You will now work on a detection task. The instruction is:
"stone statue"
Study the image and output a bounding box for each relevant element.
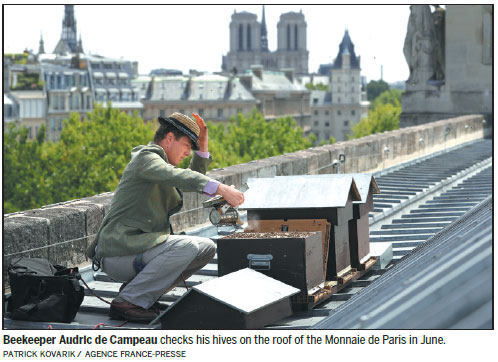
[403,5,437,86]
[431,6,445,81]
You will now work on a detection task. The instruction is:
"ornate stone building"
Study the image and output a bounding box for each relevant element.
[222,6,309,74]
[400,5,492,126]
[141,73,257,123]
[310,30,369,142]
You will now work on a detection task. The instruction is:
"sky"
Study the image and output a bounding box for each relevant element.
[3,4,412,83]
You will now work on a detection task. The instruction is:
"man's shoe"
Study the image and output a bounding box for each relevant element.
[152,301,168,311]
[109,298,158,323]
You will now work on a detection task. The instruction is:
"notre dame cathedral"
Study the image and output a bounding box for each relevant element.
[222,6,309,75]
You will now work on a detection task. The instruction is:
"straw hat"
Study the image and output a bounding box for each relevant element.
[158,112,200,150]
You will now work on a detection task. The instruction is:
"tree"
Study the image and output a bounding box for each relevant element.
[50,104,155,202]
[366,79,390,101]
[305,82,328,91]
[352,102,400,139]
[180,109,314,170]
[371,88,402,110]
[3,124,53,213]
[3,104,155,213]
[352,89,402,139]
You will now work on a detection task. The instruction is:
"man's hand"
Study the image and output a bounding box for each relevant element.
[216,184,245,208]
[192,113,208,152]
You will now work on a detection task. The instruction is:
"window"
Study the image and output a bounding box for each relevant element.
[247,24,251,50]
[53,94,59,110]
[351,110,356,115]
[287,24,291,50]
[51,118,55,131]
[338,97,341,103]
[69,94,73,109]
[217,108,223,118]
[325,122,330,127]
[344,120,349,126]
[160,110,165,117]
[198,109,204,117]
[294,24,298,50]
[313,98,318,104]
[58,118,62,130]
[314,110,318,116]
[313,121,319,126]
[73,94,79,109]
[87,95,91,109]
[337,110,341,115]
[29,126,33,139]
[238,24,243,50]
[325,110,329,115]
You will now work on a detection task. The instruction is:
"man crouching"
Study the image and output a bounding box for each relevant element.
[86,112,244,323]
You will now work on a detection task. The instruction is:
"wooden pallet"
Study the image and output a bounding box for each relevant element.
[291,256,377,310]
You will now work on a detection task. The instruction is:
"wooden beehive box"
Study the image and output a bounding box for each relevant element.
[155,268,300,329]
[349,174,380,269]
[241,176,361,280]
[218,232,324,296]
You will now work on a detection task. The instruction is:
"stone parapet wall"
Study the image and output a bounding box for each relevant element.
[3,115,489,281]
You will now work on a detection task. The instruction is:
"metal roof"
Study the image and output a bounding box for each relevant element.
[312,195,492,329]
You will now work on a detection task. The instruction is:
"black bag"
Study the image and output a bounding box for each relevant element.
[7,257,85,323]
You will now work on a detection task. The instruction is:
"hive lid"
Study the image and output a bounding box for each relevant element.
[273,174,380,203]
[241,175,361,210]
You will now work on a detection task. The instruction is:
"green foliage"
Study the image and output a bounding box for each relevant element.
[4,53,29,64]
[352,102,400,139]
[3,123,53,213]
[305,82,328,91]
[179,109,313,169]
[3,104,155,213]
[366,79,390,101]
[12,73,44,90]
[371,88,402,110]
[352,89,402,139]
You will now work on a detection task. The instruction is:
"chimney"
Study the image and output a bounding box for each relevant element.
[239,74,253,90]
[250,64,263,79]
[281,68,295,83]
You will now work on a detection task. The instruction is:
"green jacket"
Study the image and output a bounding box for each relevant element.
[86,142,211,259]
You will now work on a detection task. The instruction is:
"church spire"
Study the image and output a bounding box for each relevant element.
[260,5,268,51]
[54,5,78,54]
[38,32,45,54]
[77,35,84,53]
